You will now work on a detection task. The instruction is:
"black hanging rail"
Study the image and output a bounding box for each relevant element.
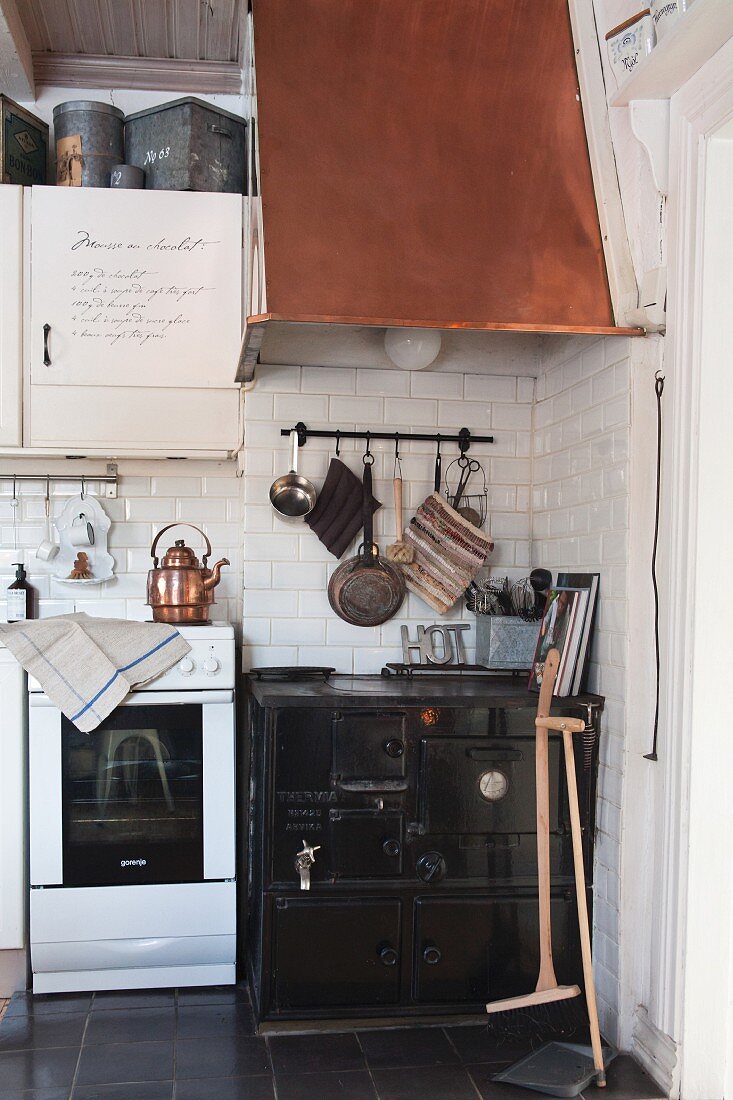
[281,422,493,451]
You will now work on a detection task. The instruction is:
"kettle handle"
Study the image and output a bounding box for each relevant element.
[150,522,212,568]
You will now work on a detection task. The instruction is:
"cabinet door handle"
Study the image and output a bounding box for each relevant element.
[378,945,398,967]
[208,125,232,138]
[423,945,442,965]
[43,323,51,366]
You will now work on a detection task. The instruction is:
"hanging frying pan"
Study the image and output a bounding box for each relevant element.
[328,448,405,627]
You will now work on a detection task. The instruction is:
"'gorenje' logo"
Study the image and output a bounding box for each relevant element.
[120,859,147,867]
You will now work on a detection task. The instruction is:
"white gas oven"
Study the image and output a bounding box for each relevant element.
[28,623,236,994]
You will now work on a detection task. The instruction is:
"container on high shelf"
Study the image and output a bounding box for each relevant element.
[53,101,124,188]
[0,96,48,185]
[124,97,247,193]
[605,9,656,88]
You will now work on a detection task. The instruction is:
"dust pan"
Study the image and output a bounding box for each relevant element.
[492,1041,617,1098]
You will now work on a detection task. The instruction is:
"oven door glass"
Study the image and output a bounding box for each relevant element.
[61,704,204,887]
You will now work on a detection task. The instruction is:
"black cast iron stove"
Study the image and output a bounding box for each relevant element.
[242,674,602,1024]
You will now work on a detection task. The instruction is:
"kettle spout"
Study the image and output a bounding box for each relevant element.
[203,558,230,590]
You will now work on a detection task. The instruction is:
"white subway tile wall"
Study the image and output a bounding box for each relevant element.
[241,367,533,673]
[0,461,243,632]
[0,350,629,1034]
[533,336,631,1039]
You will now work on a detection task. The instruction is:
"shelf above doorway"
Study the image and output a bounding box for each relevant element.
[611,0,733,106]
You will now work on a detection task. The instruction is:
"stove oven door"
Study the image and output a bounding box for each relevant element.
[331,711,408,792]
[273,897,402,1009]
[328,810,404,878]
[413,893,581,1004]
[29,691,234,888]
[418,736,564,836]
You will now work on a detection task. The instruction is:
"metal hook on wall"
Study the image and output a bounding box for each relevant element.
[394,432,402,479]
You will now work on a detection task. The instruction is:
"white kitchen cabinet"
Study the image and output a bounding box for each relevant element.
[0,186,23,447]
[26,187,243,456]
[0,647,26,995]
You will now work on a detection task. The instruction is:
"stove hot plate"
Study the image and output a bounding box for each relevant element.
[250,666,335,682]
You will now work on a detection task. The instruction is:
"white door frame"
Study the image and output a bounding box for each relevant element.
[641,35,733,1100]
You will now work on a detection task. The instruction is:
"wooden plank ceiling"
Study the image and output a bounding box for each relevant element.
[8,0,244,92]
[18,0,242,62]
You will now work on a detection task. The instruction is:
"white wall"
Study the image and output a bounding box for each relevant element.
[241,365,534,672]
[17,86,246,132]
[0,459,243,630]
[533,334,632,1038]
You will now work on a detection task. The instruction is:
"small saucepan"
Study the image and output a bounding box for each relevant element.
[270,430,317,520]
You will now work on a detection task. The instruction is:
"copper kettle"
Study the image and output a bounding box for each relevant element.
[146,523,230,624]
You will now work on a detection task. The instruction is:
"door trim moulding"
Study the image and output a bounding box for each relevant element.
[569,0,639,324]
[645,33,733,1100]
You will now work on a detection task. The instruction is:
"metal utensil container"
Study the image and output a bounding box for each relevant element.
[53,100,124,187]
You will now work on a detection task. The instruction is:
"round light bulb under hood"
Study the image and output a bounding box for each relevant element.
[384,327,442,370]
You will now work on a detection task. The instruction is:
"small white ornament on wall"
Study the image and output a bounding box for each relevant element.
[52,494,115,585]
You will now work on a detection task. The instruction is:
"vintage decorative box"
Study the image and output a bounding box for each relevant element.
[1,96,49,186]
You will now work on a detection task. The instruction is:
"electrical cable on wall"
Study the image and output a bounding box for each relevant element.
[644,371,665,762]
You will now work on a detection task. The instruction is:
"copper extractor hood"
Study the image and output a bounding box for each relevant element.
[238,0,642,379]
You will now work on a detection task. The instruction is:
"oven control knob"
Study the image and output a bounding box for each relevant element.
[416,851,447,883]
[178,657,195,676]
[203,656,221,675]
[378,944,398,967]
[384,738,405,758]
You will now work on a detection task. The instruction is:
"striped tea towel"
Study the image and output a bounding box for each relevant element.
[401,493,494,614]
[0,614,191,732]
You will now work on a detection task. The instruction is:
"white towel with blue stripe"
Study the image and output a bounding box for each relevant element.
[0,614,191,732]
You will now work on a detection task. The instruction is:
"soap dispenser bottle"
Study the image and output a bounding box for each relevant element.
[7,563,37,623]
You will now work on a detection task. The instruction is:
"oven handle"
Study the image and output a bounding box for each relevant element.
[466,747,522,761]
[29,689,234,708]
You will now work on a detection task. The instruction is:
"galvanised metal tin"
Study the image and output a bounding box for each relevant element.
[475,614,540,670]
[53,100,124,188]
[0,96,49,185]
[110,164,145,189]
[124,97,247,193]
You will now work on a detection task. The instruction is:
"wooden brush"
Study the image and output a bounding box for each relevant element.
[548,711,606,1086]
[486,648,582,1018]
[385,476,414,564]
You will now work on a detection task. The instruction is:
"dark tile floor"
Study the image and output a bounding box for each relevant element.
[0,986,666,1100]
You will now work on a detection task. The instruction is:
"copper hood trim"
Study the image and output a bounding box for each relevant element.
[246,313,644,337]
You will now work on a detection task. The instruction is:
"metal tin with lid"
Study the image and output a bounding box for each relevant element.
[53,100,124,187]
[0,95,49,185]
[124,97,247,193]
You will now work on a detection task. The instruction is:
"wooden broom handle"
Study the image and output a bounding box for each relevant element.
[535,648,560,991]
[393,477,403,540]
[563,726,606,1086]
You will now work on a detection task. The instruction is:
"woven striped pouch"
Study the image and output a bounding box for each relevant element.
[400,492,493,613]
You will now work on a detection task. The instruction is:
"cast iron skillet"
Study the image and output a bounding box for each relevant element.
[328,452,405,627]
